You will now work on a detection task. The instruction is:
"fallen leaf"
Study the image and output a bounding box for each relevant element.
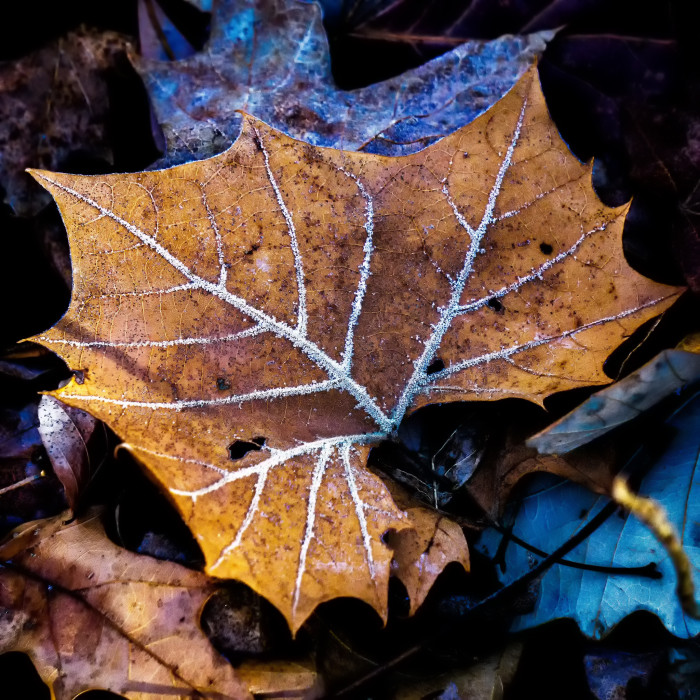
[392,640,522,700]
[138,0,196,61]
[237,659,321,699]
[0,509,249,699]
[384,482,469,614]
[386,505,469,616]
[0,398,65,530]
[0,29,130,216]
[477,392,700,638]
[29,67,680,632]
[584,649,662,700]
[465,441,617,520]
[528,344,700,455]
[37,395,98,511]
[135,0,552,166]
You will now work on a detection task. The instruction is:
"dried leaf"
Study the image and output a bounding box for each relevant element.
[0,29,130,216]
[37,395,98,511]
[0,509,249,699]
[528,345,700,455]
[392,641,522,700]
[584,650,661,700]
[387,505,469,615]
[136,0,552,166]
[237,659,321,699]
[466,442,616,520]
[29,67,680,631]
[0,399,65,528]
[138,0,195,61]
[478,392,700,638]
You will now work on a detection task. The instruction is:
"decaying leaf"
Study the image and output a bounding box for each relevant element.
[0,509,249,699]
[136,0,552,165]
[387,505,469,616]
[466,441,617,520]
[0,398,65,529]
[478,392,700,638]
[0,29,130,216]
[392,641,523,700]
[28,66,680,631]
[37,395,98,511]
[528,341,700,455]
[383,479,469,614]
[237,659,321,699]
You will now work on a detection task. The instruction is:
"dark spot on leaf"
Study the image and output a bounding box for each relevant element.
[540,242,553,255]
[487,298,504,313]
[426,358,445,375]
[216,377,231,391]
[244,243,260,256]
[229,438,266,460]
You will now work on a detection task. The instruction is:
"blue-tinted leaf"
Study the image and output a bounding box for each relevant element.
[137,0,552,166]
[528,349,700,454]
[477,393,700,638]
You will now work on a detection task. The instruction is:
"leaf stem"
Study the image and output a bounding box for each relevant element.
[0,472,45,498]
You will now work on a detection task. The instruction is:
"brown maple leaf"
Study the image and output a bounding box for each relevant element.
[0,509,248,699]
[27,66,680,632]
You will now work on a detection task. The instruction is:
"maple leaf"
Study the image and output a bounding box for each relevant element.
[0,509,248,699]
[136,0,551,165]
[28,67,680,632]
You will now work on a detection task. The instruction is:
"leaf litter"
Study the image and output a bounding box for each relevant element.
[0,508,249,699]
[26,65,680,632]
[135,0,553,166]
[1,1,698,695]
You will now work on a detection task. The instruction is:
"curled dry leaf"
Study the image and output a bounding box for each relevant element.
[0,509,249,700]
[528,342,700,455]
[466,441,617,520]
[28,67,680,631]
[37,395,98,511]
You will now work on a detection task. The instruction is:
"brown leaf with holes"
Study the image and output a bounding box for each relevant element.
[27,66,681,632]
[0,509,249,700]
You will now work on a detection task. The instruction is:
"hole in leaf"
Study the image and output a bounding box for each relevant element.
[229,438,266,461]
[426,358,445,375]
[487,298,504,313]
[540,242,553,255]
[216,377,231,391]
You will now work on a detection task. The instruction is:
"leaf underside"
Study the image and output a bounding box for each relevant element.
[29,67,680,632]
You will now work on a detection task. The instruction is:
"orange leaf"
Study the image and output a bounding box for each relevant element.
[388,507,469,615]
[28,66,681,632]
[0,509,249,700]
